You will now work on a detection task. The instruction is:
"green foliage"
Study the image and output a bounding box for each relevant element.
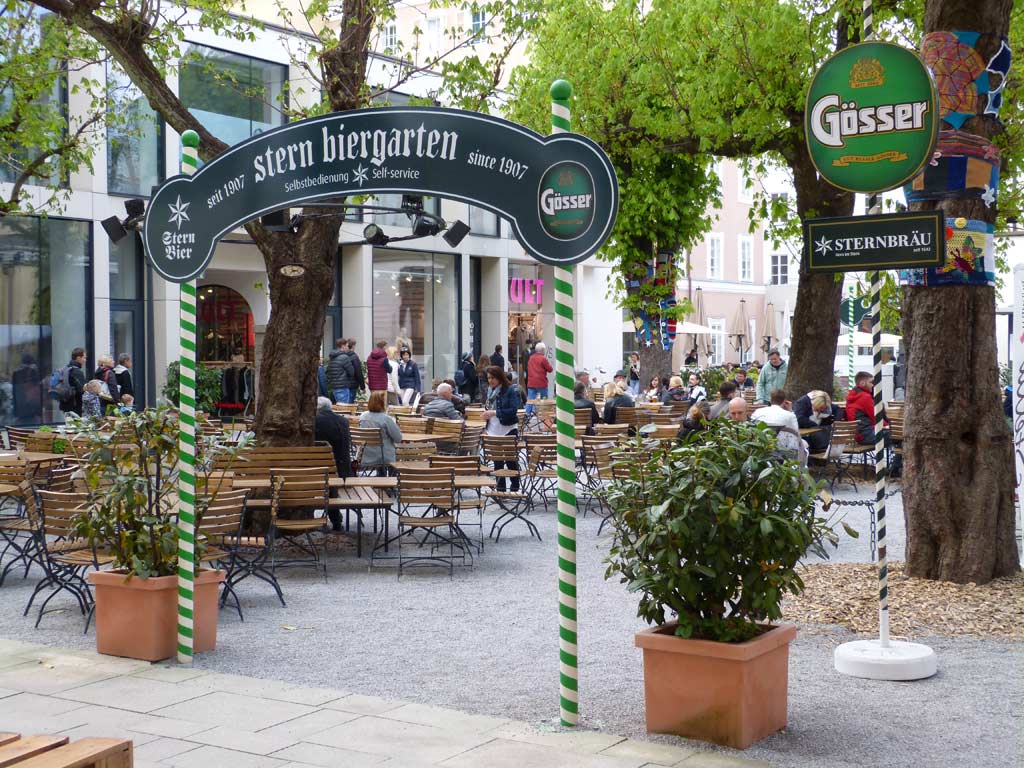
[680,365,727,398]
[603,421,838,643]
[162,362,223,415]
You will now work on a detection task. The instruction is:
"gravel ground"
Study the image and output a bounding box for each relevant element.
[0,484,1020,768]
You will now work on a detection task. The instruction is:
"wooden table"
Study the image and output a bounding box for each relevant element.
[0,733,132,767]
[799,427,824,436]
[393,433,438,444]
[0,483,18,496]
[234,475,494,492]
[0,452,65,465]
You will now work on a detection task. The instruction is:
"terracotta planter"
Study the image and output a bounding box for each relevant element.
[635,622,797,749]
[88,568,225,662]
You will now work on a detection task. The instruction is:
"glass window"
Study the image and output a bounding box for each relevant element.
[709,318,725,365]
[739,235,753,282]
[108,232,142,300]
[771,253,789,285]
[382,23,398,53]
[372,251,458,383]
[180,45,287,148]
[707,234,722,280]
[106,63,162,196]
[197,285,255,363]
[0,217,91,425]
[426,17,442,56]
[738,167,754,203]
[471,10,486,35]
[468,205,498,237]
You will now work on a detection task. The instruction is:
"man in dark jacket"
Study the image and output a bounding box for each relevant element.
[326,339,358,403]
[458,353,478,402]
[490,344,505,372]
[347,338,366,395]
[396,348,421,395]
[794,390,844,452]
[365,341,392,396]
[59,347,87,416]
[314,397,353,531]
[114,354,134,400]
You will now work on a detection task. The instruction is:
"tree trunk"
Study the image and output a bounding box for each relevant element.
[638,346,672,386]
[902,0,1019,583]
[784,137,854,397]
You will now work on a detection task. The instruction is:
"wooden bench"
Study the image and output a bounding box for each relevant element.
[0,734,132,767]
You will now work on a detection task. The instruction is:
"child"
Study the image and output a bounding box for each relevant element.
[81,380,103,419]
[117,393,135,415]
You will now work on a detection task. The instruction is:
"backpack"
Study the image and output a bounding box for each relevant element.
[48,366,73,402]
[454,369,467,387]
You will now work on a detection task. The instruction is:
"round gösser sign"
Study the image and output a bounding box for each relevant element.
[806,41,939,194]
[144,108,619,282]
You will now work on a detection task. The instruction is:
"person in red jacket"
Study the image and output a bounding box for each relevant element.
[365,340,392,398]
[525,341,553,414]
[846,370,887,445]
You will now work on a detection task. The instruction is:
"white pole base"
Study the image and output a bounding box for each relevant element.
[834,639,937,681]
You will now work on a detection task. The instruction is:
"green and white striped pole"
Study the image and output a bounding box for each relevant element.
[177,130,200,665]
[848,284,855,385]
[550,79,579,728]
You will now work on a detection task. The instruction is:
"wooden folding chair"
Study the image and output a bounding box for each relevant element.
[428,418,463,454]
[481,435,539,542]
[268,468,331,581]
[395,468,465,578]
[197,488,250,620]
[429,454,486,552]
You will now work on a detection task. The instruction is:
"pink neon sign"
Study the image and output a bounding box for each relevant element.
[509,277,544,306]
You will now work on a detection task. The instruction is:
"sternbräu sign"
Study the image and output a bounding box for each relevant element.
[803,211,945,273]
[144,107,619,282]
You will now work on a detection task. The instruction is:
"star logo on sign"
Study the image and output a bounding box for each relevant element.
[352,164,368,187]
[167,195,190,230]
[814,235,833,256]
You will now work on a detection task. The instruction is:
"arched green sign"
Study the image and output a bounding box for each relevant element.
[805,42,939,194]
[143,108,619,282]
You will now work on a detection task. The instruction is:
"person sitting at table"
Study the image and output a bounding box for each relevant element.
[734,368,755,390]
[793,390,843,453]
[359,391,403,472]
[677,401,711,442]
[686,373,708,404]
[752,388,806,462]
[727,396,748,423]
[644,375,663,403]
[660,375,689,406]
[709,380,738,419]
[574,381,601,435]
[602,382,635,425]
[314,396,354,531]
[482,365,521,492]
[846,371,887,446]
[423,382,463,421]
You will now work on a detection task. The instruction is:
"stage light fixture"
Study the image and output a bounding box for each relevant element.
[442,220,471,248]
[363,223,389,245]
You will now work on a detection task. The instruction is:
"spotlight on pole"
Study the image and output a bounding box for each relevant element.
[443,220,471,248]
[363,223,389,246]
[101,216,128,244]
[412,215,443,238]
[401,195,425,215]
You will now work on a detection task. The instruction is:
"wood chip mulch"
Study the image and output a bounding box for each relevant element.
[781,562,1024,640]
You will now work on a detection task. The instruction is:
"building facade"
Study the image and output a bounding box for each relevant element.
[0,9,621,425]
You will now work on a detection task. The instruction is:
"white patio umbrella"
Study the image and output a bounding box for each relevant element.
[729,299,750,357]
[761,302,777,354]
[677,320,716,335]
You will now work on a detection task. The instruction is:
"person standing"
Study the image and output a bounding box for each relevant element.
[385,346,401,405]
[755,348,788,404]
[482,366,521,491]
[396,347,421,404]
[94,354,120,409]
[348,338,366,398]
[317,355,330,400]
[365,340,392,399]
[58,347,87,416]
[627,352,641,396]
[476,354,492,404]
[114,353,134,400]
[326,339,357,404]
[490,344,506,373]
[457,353,478,403]
[525,342,553,414]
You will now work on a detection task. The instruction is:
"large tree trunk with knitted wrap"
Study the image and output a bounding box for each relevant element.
[623,236,674,383]
[784,137,854,397]
[901,0,1019,583]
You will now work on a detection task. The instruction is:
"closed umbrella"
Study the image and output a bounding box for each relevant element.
[691,288,713,362]
[761,302,777,354]
[729,299,750,358]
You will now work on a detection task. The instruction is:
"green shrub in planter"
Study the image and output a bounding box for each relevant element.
[603,420,847,643]
[162,361,223,414]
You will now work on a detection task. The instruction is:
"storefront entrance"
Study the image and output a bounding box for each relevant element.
[508,312,542,390]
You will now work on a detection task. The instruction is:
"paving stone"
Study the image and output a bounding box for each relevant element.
[120,713,213,739]
[132,737,201,762]
[256,709,363,741]
[674,754,771,768]
[270,741,388,767]
[320,693,406,715]
[599,740,698,766]
[307,715,493,763]
[162,744,290,768]
[441,738,645,768]
[58,723,159,746]
[490,721,627,755]
[0,691,86,720]
[184,672,346,706]
[382,702,510,734]
[52,675,209,713]
[185,725,299,756]
[0,686,18,698]
[130,664,209,684]
[0,660,120,695]
[153,690,318,732]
